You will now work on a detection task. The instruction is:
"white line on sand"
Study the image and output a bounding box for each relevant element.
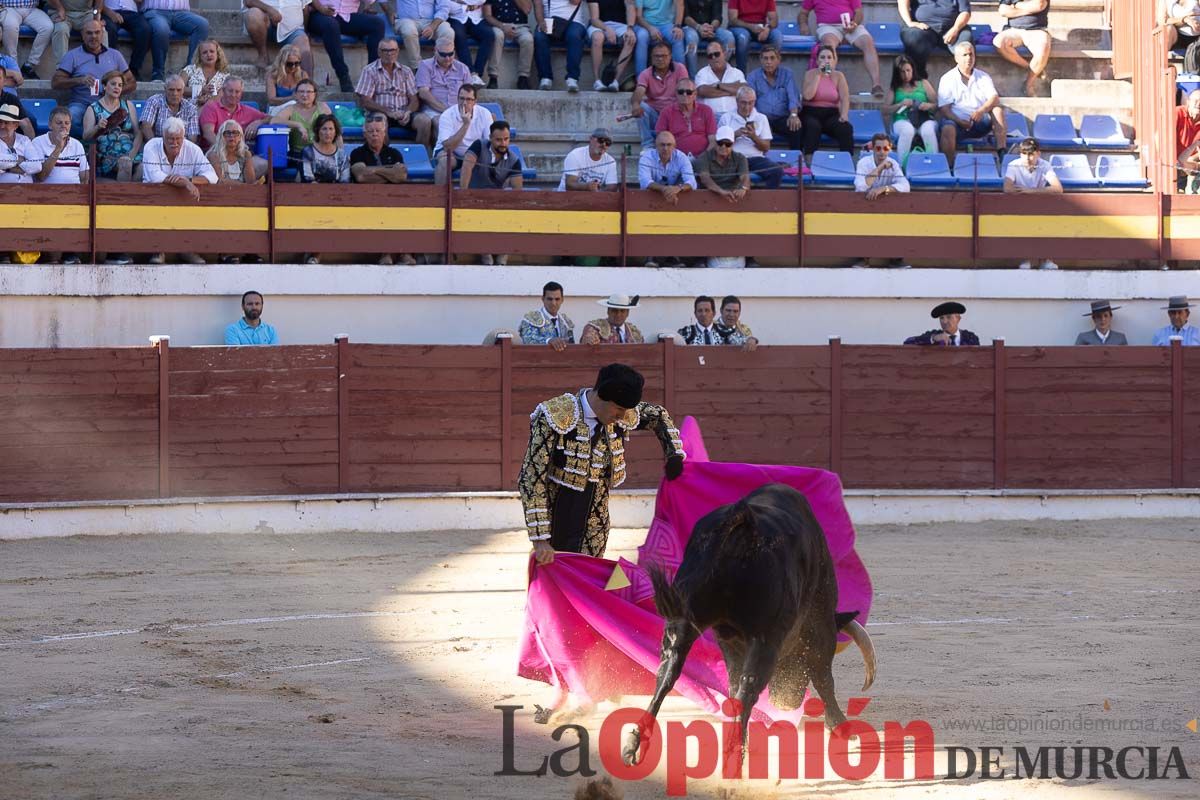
[211,657,372,679]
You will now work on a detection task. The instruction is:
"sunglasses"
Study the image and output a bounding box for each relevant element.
[595,138,612,146]
[706,51,722,58]
[873,145,892,152]
[222,130,241,137]
[285,61,301,67]
[676,89,694,95]
[437,50,455,57]
[716,140,733,147]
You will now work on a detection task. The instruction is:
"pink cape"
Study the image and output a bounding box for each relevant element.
[516,418,873,722]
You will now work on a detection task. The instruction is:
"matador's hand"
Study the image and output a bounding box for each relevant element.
[664,455,684,480]
[532,540,556,564]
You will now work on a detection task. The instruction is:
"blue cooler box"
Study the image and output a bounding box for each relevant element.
[256,126,290,167]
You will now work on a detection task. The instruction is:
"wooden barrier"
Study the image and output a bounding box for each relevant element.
[0,340,1193,504]
[7,184,1200,265]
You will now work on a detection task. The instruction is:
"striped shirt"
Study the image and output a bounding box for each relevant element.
[143,0,192,10]
[141,93,200,139]
[354,60,417,114]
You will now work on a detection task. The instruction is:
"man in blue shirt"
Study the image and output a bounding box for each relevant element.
[1152,296,1200,346]
[638,130,695,267]
[225,290,280,345]
[744,44,800,150]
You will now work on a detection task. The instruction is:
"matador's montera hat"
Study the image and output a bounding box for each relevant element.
[595,363,644,409]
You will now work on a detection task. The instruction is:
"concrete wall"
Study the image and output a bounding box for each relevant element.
[3,265,1199,348]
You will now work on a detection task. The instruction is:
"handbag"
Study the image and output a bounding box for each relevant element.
[548,1,581,41]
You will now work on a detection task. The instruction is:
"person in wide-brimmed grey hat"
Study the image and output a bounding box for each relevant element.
[1152,296,1200,346]
[580,294,644,344]
[1074,300,1127,346]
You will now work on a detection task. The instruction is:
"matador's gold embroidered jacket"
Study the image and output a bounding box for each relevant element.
[518,390,684,554]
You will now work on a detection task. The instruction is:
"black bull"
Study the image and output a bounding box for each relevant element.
[623,483,877,764]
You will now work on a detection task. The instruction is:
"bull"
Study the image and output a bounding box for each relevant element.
[623,483,876,764]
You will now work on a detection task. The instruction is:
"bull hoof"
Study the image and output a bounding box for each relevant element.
[532,704,554,725]
[548,703,596,727]
[622,729,642,766]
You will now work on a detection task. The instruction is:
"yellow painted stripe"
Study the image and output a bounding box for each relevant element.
[0,203,89,230]
[1166,215,1200,239]
[277,205,444,231]
[452,208,620,235]
[628,211,796,236]
[981,214,1157,239]
[805,212,971,238]
[97,205,268,231]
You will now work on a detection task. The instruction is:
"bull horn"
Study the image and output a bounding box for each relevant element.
[845,620,876,691]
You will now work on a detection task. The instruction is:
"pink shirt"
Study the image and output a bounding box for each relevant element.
[334,0,359,21]
[801,0,859,25]
[198,101,267,150]
[636,63,689,113]
[808,73,839,108]
[654,103,716,156]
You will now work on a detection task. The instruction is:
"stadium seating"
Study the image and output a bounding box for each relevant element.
[1079,115,1130,149]
[970,24,997,54]
[906,152,956,188]
[479,102,517,139]
[847,108,885,145]
[809,151,856,186]
[952,152,1004,189]
[24,99,55,135]
[778,22,816,53]
[1096,154,1148,189]
[329,101,364,139]
[396,144,435,181]
[1032,114,1083,148]
[757,150,811,186]
[861,23,903,54]
[1049,153,1099,189]
[1006,111,1031,143]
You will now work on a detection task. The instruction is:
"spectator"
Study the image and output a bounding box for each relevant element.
[853,132,909,268]
[27,106,89,185]
[629,41,689,147]
[0,90,37,138]
[446,0,493,86]
[82,69,143,182]
[484,0,533,89]
[655,78,716,156]
[588,0,637,91]
[392,0,454,72]
[416,41,472,118]
[520,280,575,349]
[142,116,215,264]
[695,40,745,117]
[51,0,111,65]
[720,294,759,349]
[351,115,416,265]
[199,77,269,152]
[1,52,20,91]
[103,0,153,80]
[1164,0,1200,51]
[0,103,33,184]
[273,78,331,159]
[182,40,230,110]
[245,0,314,74]
[683,0,735,77]
[265,45,309,111]
[206,118,258,183]
[51,19,136,137]
[301,112,349,183]
[638,131,695,266]
[1074,300,1127,346]
[678,295,735,344]
[2,0,55,80]
[903,301,980,345]
[635,0,687,76]
[433,83,494,183]
[1176,136,1200,193]
[140,74,200,143]
[884,54,938,164]
[357,37,430,148]
[801,45,853,163]
[225,291,280,346]
[694,125,749,202]
[1003,137,1061,270]
[1177,89,1200,190]
[461,120,523,265]
[746,45,800,151]
[144,0,210,71]
[994,0,1051,97]
[558,127,619,191]
[307,0,386,92]
[720,86,783,189]
[937,41,1005,166]
[728,0,781,73]
[1152,296,1200,345]
[898,0,972,80]
[534,0,588,92]
[799,0,882,97]
[580,294,644,344]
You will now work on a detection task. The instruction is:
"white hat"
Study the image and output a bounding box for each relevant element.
[597,294,640,309]
[715,126,736,143]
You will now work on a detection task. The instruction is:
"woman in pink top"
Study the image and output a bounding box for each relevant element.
[800,44,853,163]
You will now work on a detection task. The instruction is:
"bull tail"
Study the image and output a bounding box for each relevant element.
[647,563,685,621]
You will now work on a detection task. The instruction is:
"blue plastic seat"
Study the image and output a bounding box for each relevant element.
[1096,154,1148,189]
[130,99,145,119]
[242,100,262,112]
[970,24,996,53]
[24,99,55,134]
[861,22,903,54]
[1179,75,1200,94]
[510,143,537,181]
[1049,153,1099,189]
[1079,114,1130,149]
[906,152,956,188]
[847,108,885,145]
[952,152,1003,189]
[478,101,517,138]
[1006,111,1030,143]
[809,150,855,186]
[1032,114,1083,148]
[396,144,434,181]
[751,149,808,186]
[1001,153,1020,176]
[778,22,816,53]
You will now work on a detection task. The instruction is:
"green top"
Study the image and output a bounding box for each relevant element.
[893,83,929,122]
[284,104,323,153]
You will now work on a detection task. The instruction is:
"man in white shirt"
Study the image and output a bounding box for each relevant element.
[719,86,781,189]
[143,117,219,191]
[27,106,89,185]
[853,132,910,268]
[0,103,33,184]
[1003,136,1061,270]
[558,127,619,191]
[433,83,493,184]
[244,0,314,73]
[937,41,1005,166]
[694,41,745,117]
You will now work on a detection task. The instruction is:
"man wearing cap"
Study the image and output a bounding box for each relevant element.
[581,294,645,344]
[694,125,750,203]
[519,281,575,350]
[1152,296,1200,346]
[0,104,34,183]
[558,128,619,192]
[519,362,685,562]
[1074,300,1127,346]
[904,301,980,346]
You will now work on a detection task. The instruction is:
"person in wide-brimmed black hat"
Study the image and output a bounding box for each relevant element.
[1074,300,1127,346]
[1152,296,1200,346]
[903,301,980,346]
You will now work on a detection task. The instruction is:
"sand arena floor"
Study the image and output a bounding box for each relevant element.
[1,518,1198,799]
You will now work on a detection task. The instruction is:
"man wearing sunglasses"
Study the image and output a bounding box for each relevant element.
[558,127,619,191]
[392,0,455,71]
[416,38,472,118]
[853,132,910,268]
[694,124,749,203]
[654,77,715,157]
[356,37,432,147]
[695,41,745,117]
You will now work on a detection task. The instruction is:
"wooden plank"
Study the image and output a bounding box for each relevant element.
[168,450,339,469]
[170,392,336,419]
[842,367,995,391]
[674,391,829,415]
[4,395,158,420]
[694,435,830,466]
[350,344,500,369]
[168,367,335,396]
[346,462,500,492]
[672,366,831,392]
[840,459,993,488]
[673,346,829,371]
[659,414,830,438]
[0,468,159,502]
[841,346,994,369]
[0,349,158,373]
[170,416,338,443]
[1004,461,1172,489]
[170,345,336,372]
[348,366,502,392]
[352,414,501,439]
[349,389,498,416]
[1004,367,1170,392]
[842,390,994,415]
[350,438,501,464]
[171,464,338,496]
[1006,414,1171,438]
[512,346,663,370]
[1006,347,1170,369]
[1005,391,1170,415]
[0,429,158,448]
[0,379,159,397]
[0,443,158,471]
[170,438,338,457]
[1006,437,1171,460]
[842,436,994,460]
